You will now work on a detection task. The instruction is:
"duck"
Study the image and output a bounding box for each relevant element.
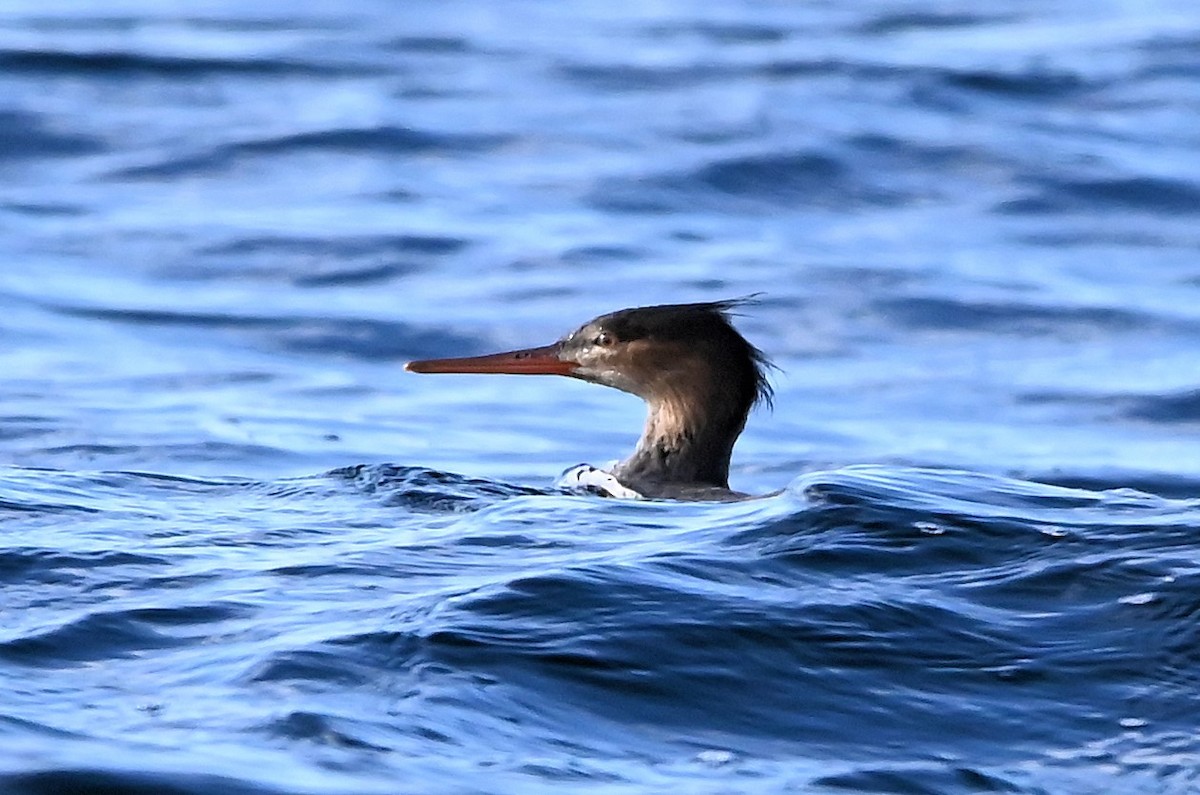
[406,300,772,500]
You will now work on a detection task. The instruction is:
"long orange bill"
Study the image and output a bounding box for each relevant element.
[405,343,577,376]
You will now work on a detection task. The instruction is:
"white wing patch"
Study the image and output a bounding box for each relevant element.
[557,465,644,499]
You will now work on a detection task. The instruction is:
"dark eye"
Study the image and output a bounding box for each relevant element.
[594,331,614,347]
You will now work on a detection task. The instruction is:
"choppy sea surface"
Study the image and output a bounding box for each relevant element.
[3,1,1200,793]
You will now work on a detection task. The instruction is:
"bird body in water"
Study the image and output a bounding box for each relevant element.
[406,300,772,501]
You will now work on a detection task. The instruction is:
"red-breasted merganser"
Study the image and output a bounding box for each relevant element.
[405,300,772,501]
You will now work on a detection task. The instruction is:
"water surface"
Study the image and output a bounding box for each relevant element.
[3,1,1200,792]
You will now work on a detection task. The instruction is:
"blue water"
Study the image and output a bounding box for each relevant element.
[3,1,1200,792]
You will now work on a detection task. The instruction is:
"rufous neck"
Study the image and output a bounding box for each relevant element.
[613,388,748,491]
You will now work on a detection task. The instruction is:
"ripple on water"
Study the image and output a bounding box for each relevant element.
[0,605,250,667]
[589,150,906,214]
[997,175,1200,216]
[107,126,513,181]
